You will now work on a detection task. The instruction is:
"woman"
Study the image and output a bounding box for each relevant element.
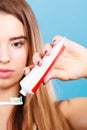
[35,35,87,130]
[0,0,70,130]
[0,0,87,130]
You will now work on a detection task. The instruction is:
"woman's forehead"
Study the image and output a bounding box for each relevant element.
[0,13,25,39]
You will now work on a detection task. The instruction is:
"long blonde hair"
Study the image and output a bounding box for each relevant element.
[0,0,71,130]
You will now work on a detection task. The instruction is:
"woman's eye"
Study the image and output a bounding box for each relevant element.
[11,41,24,48]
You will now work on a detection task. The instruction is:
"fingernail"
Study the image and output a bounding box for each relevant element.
[37,61,40,65]
[52,39,56,43]
[23,67,28,75]
[44,50,48,54]
[43,82,46,85]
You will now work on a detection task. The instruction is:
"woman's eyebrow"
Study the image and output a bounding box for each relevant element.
[9,35,27,41]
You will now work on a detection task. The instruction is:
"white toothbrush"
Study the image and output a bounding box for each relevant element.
[0,102,23,105]
[0,96,23,105]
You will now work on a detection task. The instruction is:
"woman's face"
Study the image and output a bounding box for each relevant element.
[0,13,29,89]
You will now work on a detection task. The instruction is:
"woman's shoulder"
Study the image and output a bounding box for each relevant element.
[58,97,87,116]
[58,97,87,130]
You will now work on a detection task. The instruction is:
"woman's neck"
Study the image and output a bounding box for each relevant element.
[0,103,15,130]
[0,84,20,130]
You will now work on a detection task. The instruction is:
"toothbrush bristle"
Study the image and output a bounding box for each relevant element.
[10,96,22,103]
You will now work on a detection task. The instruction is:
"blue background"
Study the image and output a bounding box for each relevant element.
[27,0,87,100]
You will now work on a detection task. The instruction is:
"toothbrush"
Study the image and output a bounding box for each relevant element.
[20,37,66,96]
[0,96,23,105]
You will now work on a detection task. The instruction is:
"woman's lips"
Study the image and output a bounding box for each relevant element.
[0,69,14,78]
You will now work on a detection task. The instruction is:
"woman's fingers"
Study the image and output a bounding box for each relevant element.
[43,44,52,55]
[43,69,69,83]
[52,35,63,43]
[33,36,64,66]
[23,65,34,75]
[33,52,43,66]
[33,43,53,65]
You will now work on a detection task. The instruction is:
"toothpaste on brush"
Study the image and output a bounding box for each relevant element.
[0,96,23,105]
[20,37,66,96]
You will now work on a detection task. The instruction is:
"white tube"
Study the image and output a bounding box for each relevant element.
[20,37,66,96]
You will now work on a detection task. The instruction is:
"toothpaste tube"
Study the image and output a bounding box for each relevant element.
[20,37,66,96]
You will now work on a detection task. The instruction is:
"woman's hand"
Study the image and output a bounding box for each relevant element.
[24,36,87,83]
[43,36,87,83]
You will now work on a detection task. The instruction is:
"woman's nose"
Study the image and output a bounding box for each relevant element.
[0,46,10,64]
